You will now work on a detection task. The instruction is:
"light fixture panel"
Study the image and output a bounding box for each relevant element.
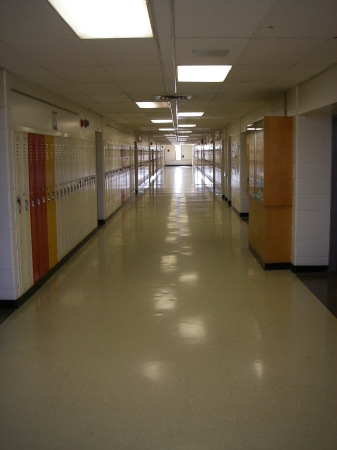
[178,112,204,117]
[47,0,153,39]
[136,102,169,109]
[177,65,232,82]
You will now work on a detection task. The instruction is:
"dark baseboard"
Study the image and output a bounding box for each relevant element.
[249,246,291,270]
[227,200,232,206]
[102,196,135,225]
[232,206,249,219]
[291,265,328,273]
[0,227,98,310]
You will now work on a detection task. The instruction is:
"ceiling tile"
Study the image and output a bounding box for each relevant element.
[227,64,289,82]
[8,39,100,67]
[237,38,325,66]
[274,65,328,86]
[256,0,337,38]
[175,0,275,38]
[74,83,125,95]
[49,67,114,83]
[0,0,74,40]
[297,38,337,67]
[89,94,131,103]
[83,40,160,66]
[0,42,35,70]
[175,38,249,65]
[118,82,168,95]
[105,65,164,83]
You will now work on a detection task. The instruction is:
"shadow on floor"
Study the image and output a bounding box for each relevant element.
[296,272,337,318]
[0,309,15,325]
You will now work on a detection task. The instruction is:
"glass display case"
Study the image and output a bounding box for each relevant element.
[247,116,293,267]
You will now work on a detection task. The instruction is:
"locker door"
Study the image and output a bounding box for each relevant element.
[54,137,63,260]
[36,134,49,277]
[45,135,58,268]
[14,132,25,294]
[28,133,40,282]
[121,146,125,203]
[21,133,34,291]
[14,133,34,296]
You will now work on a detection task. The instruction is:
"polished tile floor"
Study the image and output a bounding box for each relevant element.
[1,167,337,450]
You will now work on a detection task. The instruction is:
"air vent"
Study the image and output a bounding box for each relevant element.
[154,95,192,101]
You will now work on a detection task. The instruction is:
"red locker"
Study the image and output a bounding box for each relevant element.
[36,134,49,278]
[28,133,40,282]
[121,146,125,203]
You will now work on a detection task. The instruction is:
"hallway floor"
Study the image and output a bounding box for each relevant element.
[1,167,337,449]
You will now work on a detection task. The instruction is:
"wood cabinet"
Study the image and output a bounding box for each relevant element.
[247,117,293,268]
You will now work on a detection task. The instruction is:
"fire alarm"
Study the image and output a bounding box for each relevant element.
[81,119,90,128]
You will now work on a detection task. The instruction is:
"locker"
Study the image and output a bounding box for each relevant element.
[54,137,64,261]
[14,132,34,295]
[28,133,40,282]
[45,135,58,268]
[121,146,125,203]
[36,134,49,277]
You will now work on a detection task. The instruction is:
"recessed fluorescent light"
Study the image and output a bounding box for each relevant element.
[178,131,192,134]
[178,124,196,128]
[159,128,175,131]
[47,0,153,39]
[151,119,172,123]
[177,65,232,82]
[178,112,204,117]
[136,102,169,109]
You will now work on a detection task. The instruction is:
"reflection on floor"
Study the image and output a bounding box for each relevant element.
[3,273,336,324]
[296,272,337,318]
[1,166,337,450]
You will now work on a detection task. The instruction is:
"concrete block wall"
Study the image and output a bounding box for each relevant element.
[292,113,332,266]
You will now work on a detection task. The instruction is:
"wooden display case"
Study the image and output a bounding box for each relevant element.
[247,117,293,268]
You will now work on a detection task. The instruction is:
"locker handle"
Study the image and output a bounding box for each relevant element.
[37,198,41,206]
[25,199,29,212]
[57,190,59,199]
[42,196,46,204]
[31,199,35,208]
[47,193,50,202]
[17,196,22,214]
[52,191,55,200]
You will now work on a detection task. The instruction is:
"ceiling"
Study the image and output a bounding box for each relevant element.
[0,0,336,144]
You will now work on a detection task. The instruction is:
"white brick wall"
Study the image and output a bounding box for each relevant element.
[292,113,332,266]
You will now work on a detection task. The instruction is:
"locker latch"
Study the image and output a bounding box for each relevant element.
[17,196,22,214]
